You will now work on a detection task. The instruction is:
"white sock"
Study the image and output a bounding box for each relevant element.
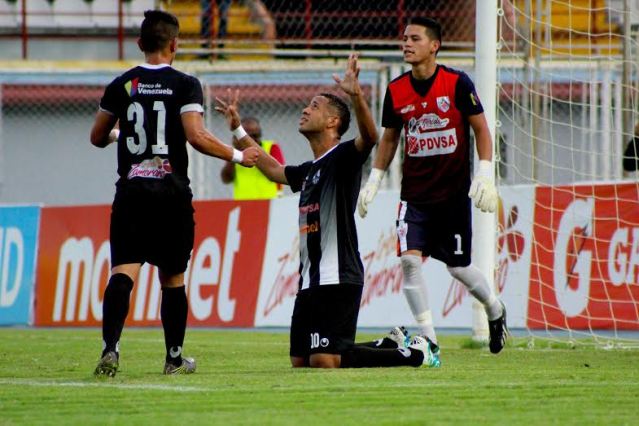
[401,254,438,344]
[447,264,502,320]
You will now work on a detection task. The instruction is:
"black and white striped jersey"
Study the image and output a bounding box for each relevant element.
[285,140,369,290]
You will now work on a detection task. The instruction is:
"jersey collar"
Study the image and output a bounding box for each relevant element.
[140,63,172,70]
[313,143,340,163]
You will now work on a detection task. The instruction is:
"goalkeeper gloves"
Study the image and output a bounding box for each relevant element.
[468,160,498,213]
[357,168,384,218]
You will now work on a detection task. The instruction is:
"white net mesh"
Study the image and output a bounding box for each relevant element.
[497,0,639,347]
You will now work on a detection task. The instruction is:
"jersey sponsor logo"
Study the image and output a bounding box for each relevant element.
[408,113,449,132]
[299,203,320,215]
[436,96,450,112]
[421,102,428,108]
[400,104,415,114]
[127,156,173,179]
[125,78,139,97]
[406,128,458,157]
[126,79,174,97]
[312,169,321,185]
[300,220,320,235]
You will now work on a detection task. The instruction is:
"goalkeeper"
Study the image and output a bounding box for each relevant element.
[358,17,508,361]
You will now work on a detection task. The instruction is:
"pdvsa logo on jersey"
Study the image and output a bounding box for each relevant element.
[124,78,139,97]
[436,96,450,112]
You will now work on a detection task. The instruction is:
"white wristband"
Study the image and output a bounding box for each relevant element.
[232,125,248,140]
[231,148,244,164]
[108,129,120,143]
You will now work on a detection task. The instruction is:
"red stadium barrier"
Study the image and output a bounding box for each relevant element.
[34,200,269,327]
[528,183,639,330]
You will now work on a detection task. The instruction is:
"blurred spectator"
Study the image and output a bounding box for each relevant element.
[201,0,231,51]
[221,116,285,199]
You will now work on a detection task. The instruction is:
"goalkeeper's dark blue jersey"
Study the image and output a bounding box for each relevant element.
[99,63,203,187]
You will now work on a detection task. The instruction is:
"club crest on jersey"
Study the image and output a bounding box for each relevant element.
[124,78,139,97]
[437,96,450,112]
[400,104,415,114]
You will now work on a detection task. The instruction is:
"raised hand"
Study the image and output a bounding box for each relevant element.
[214,89,242,130]
[333,52,362,96]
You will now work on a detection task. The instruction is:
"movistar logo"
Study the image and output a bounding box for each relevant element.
[125,78,139,97]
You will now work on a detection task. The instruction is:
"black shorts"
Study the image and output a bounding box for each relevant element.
[289,284,363,358]
[110,182,195,275]
[396,193,472,267]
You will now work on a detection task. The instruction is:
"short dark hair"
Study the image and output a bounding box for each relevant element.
[140,10,179,53]
[408,17,442,44]
[320,93,350,136]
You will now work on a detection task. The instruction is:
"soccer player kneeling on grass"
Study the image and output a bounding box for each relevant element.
[89,10,258,377]
[216,53,438,368]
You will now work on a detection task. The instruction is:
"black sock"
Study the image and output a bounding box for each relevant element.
[341,345,424,368]
[354,338,400,349]
[161,286,188,365]
[102,273,134,357]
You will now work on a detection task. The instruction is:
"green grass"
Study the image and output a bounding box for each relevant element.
[0,329,638,425]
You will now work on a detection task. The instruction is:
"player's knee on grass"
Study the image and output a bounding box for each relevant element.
[309,353,341,368]
[290,356,308,368]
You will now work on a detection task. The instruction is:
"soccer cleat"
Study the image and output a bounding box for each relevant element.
[488,301,509,354]
[375,326,411,348]
[408,335,440,368]
[427,338,441,368]
[94,351,119,377]
[163,357,196,375]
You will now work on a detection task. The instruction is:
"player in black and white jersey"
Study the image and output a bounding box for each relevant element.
[89,10,259,377]
[217,53,436,369]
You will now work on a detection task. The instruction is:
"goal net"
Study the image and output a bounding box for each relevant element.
[497,0,639,347]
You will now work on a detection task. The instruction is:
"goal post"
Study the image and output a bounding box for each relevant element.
[472,0,500,342]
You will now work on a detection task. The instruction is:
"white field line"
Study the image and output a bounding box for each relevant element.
[1,378,637,394]
[0,378,207,393]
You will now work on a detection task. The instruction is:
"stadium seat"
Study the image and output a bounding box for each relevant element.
[515,0,621,56]
[161,0,272,60]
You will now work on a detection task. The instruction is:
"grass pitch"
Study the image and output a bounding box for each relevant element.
[0,328,637,425]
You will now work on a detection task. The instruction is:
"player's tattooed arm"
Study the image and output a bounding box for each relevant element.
[333,52,378,152]
[90,110,118,148]
[215,90,288,185]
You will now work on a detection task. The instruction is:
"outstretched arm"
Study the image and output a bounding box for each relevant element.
[181,112,259,167]
[333,53,378,152]
[215,90,288,185]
